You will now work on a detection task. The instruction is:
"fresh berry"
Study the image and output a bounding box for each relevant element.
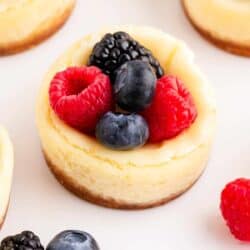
[96,112,149,150]
[46,230,99,250]
[220,178,250,241]
[49,66,113,133]
[114,60,156,112]
[0,231,44,250]
[141,75,197,142]
[88,31,164,80]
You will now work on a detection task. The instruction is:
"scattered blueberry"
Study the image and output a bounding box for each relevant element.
[114,60,156,112]
[96,112,149,150]
[46,230,99,250]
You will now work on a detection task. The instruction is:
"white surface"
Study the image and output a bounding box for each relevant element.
[0,1,250,249]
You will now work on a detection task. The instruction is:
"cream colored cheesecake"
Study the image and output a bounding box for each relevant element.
[0,126,14,227]
[0,0,75,55]
[36,26,216,209]
[182,0,250,56]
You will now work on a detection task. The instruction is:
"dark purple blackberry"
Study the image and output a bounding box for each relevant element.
[0,231,44,250]
[88,31,164,81]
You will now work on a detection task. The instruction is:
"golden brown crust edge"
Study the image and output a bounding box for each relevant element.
[0,1,75,56]
[0,202,9,230]
[181,0,250,57]
[43,151,205,210]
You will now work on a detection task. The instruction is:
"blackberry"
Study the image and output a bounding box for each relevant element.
[88,31,164,81]
[0,231,44,250]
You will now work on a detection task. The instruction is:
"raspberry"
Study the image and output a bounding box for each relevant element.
[220,178,250,241]
[49,66,113,133]
[141,75,197,142]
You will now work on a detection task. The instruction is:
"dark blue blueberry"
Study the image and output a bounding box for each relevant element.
[46,230,99,250]
[114,60,156,112]
[96,112,149,150]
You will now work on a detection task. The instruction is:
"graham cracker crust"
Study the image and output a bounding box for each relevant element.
[44,151,203,210]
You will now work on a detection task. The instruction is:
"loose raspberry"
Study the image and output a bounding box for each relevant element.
[141,75,197,142]
[49,66,113,133]
[220,178,250,241]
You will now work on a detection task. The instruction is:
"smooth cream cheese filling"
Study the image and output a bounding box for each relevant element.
[0,0,30,12]
[0,0,73,45]
[0,126,13,221]
[184,0,250,45]
[37,26,216,169]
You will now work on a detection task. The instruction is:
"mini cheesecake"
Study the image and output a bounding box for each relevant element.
[0,0,75,55]
[182,0,250,56]
[36,26,216,209]
[0,126,14,228]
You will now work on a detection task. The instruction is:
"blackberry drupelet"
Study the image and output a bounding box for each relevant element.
[88,31,164,81]
[0,231,44,250]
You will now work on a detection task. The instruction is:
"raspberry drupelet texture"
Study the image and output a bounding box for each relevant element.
[49,66,113,133]
[141,75,197,142]
[221,178,250,241]
[0,231,44,250]
[88,31,164,81]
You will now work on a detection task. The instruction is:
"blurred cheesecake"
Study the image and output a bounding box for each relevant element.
[0,0,75,55]
[0,126,14,228]
[182,0,250,56]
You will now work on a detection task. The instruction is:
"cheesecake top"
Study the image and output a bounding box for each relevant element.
[0,0,74,45]
[184,0,250,45]
[36,26,216,168]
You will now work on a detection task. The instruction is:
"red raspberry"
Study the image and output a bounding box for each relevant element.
[49,66,113,133]
[141,75,197,142]
[220,178,250,241]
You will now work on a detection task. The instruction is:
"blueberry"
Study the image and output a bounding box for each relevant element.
[96,112,149,150]
[46,230,99,250]
[114,60,157,112]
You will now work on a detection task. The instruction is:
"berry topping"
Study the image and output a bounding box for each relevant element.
[46,230,99,250]
[49,66,113,133]
[220,178,250,241]
[0,231,44,250]
[141,75,197,142]
[88,31,164,80]
[114,60,156,112]
[96,112,149,150]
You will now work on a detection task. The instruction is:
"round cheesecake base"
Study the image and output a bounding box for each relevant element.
[0,2,75,56]
[182,0,250,57]
[44,152,205,210]
[36,26,216,210]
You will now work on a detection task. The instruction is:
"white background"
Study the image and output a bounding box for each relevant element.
[1,1,250,249]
